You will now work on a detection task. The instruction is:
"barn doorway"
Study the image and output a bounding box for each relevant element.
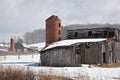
[75,45,81,65]
[75,48,80,64]
[103,52,106,63]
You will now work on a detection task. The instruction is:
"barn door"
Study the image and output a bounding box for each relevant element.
[75,44,86,65]
[75,47,81,65]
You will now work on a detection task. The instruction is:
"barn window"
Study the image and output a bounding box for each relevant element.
[104,31,108,38]
[94,33,100,38]
[59,23,61,28]
[74,32,78,37]
[108,31,114,37]
[88,31,92,37]
[75,47,80,54]
[85,43,92,48]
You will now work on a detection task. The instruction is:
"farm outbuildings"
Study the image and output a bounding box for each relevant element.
[40,15,120,66]
[15,42,25,52]
[15,42,45,52]
[41,38,120,66]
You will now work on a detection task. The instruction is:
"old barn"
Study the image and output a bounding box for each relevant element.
[41,38,120,66]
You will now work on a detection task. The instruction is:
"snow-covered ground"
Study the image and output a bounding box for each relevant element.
[0,54,40,66]
[0,54,120,80]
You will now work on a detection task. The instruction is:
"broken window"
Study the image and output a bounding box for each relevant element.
[88,31,92,37]
[85,43,92,48]
[108,31,114,37]
[59,23,61,28]
[104,31,108,38]
[74,32,78,37]
[93,33,101,38]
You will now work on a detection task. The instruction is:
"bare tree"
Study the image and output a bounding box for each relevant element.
[24,29,45,44]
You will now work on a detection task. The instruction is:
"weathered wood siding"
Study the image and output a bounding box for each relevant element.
[41,47,75,66]
[78,42,102,64]
[103,40,120,64]
[79,41,120,64]
[112,41,120,63]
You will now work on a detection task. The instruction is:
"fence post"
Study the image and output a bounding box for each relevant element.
[32,53,34,59]
[4,54,6,60]
[18,53,20,59]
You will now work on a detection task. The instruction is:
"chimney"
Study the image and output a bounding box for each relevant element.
[10,37,15,52]
[46,15,61,47]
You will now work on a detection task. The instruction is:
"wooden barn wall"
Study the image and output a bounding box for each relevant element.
[83,42,102,64]
[112,41,120,63]
[104,29,120,63]
[114,29,120,62]
[73,42,103,65]
[41,47,75,66]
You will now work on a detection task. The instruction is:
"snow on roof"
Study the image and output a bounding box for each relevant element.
[22,42,45,51]
[27,42,45,51]
[22,43,29,48]
[44,38,107,51]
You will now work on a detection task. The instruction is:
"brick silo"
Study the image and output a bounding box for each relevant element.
[46,15,61,46]
[10,37,15,52]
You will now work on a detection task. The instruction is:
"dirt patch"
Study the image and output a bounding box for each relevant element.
[98,63,120,68]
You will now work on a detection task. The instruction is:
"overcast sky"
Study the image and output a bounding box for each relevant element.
[0,0,120,42]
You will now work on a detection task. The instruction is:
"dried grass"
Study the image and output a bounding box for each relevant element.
[98,63,120,68]
[0,65,72,80]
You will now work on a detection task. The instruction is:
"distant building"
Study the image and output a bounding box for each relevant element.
[61,24,120,40]
[40,15,120,66]
[10,38,15,52]
[15,42,45,53]
[15,42,30,52]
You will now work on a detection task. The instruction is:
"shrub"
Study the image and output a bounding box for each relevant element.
[0,65,36,80]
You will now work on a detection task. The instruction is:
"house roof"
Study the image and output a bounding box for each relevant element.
[43,38,107,51]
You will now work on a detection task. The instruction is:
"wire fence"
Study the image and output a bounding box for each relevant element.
[0,53,40,61]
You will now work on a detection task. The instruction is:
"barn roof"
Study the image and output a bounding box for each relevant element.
[64,24,120,30]
[43,38,107,51]
[22,43,29,48]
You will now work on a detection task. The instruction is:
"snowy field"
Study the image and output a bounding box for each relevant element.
[0,53,120,80]
[0,53,40,66]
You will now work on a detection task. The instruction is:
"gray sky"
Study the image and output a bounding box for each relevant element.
[0,0,120,42]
